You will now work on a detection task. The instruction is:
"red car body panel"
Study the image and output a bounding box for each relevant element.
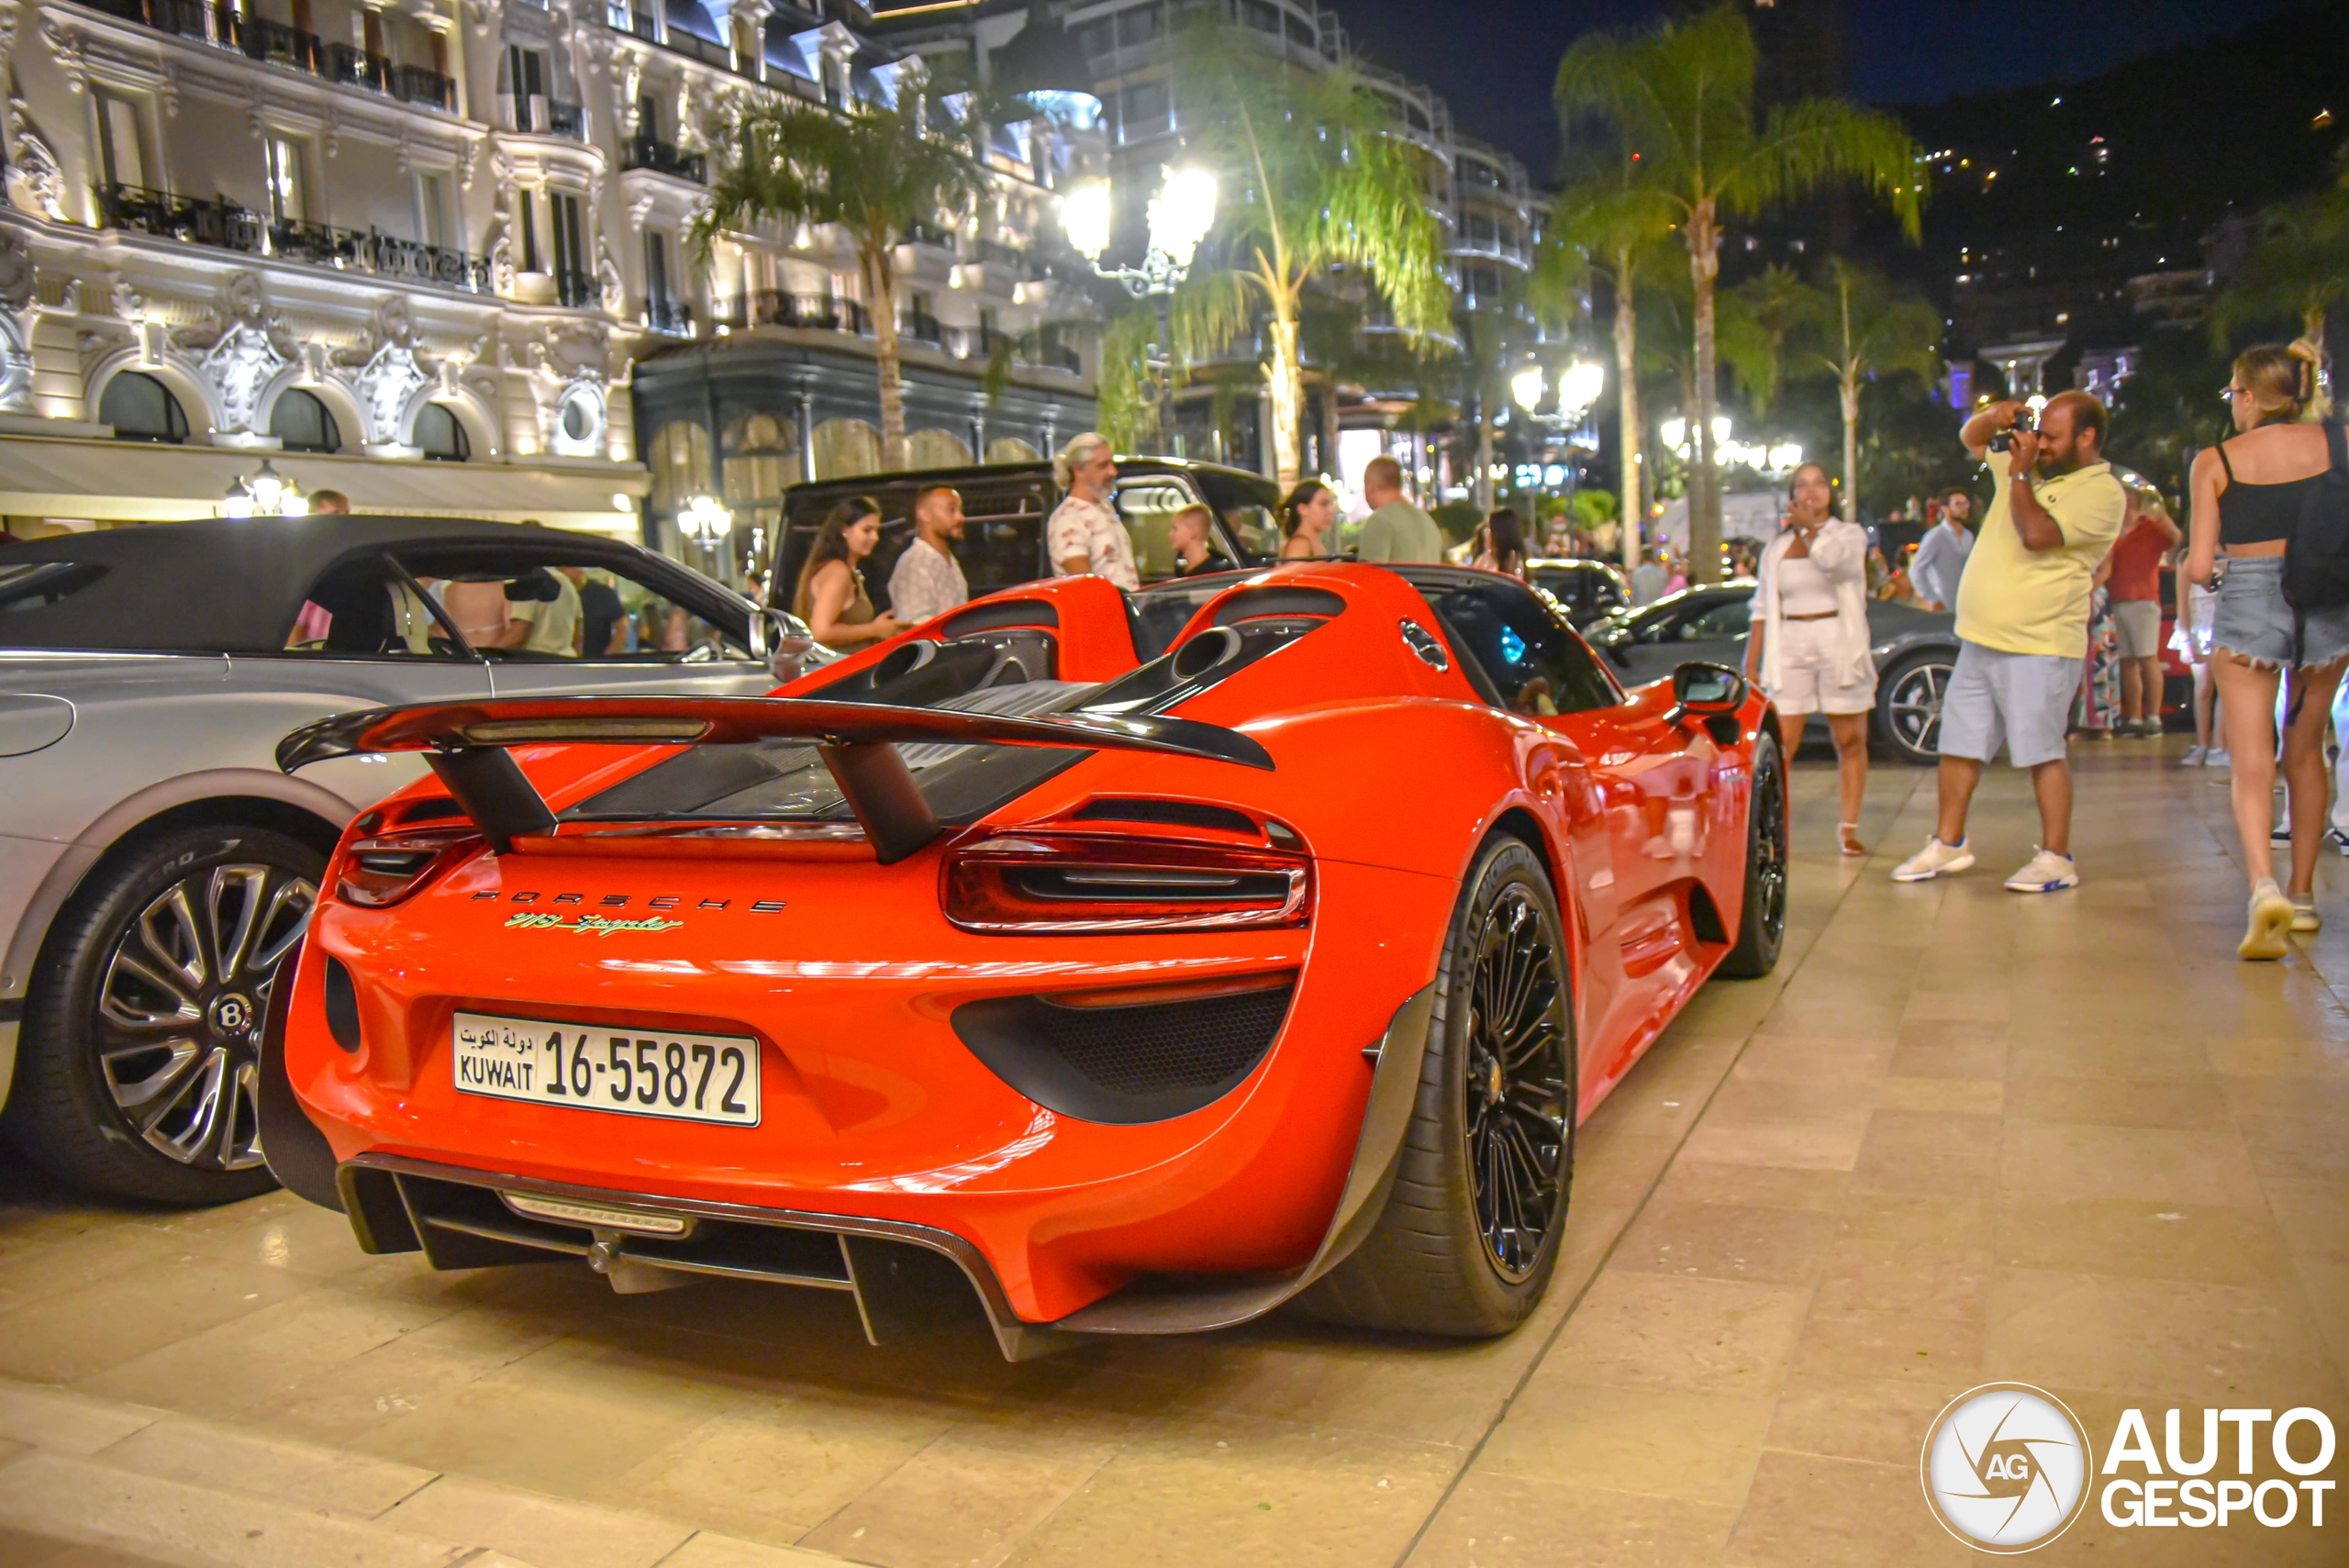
[280,564,1768,1331]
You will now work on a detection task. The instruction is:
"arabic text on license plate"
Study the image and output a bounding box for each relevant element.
[451,1012,760,1126]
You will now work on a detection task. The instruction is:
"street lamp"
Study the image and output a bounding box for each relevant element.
[1510,366,1546,415]
[678,493,733,577]
[1558,360,1607,420]
[1063,164,1219,454]
[225,461,304,518]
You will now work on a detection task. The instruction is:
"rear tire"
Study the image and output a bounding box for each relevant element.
[1295,837,1575,1337]
[1720,730,1787,979]
[3,825,319,1206]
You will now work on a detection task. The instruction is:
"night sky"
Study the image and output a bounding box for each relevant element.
[1333,0,2305,179]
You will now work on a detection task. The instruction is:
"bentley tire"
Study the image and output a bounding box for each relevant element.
[4,825,320,1205]
[1876,651,1953,767]
[1296,837,1575,1338]
[1720,729,1788,979]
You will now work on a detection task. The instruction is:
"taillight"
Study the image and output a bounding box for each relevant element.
[942,833,1311,934]
[334,828,483,908]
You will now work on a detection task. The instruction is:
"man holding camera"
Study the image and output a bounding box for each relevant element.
[1894,392,2128,891]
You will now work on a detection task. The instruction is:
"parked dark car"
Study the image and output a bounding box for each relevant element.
[1525,558,1631,628]
[763,458,1282,614]
[1583,583,1960,765]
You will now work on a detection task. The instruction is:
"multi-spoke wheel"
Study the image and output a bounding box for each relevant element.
[5,825,321,1204]
[1878,651,1954,766]
[1293,836,1575,1337]
[1721,728,1788,979]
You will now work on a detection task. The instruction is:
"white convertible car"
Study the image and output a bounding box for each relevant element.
[0,516,811,1203]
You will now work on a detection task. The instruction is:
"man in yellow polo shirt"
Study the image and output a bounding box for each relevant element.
[1893,391,2127,892]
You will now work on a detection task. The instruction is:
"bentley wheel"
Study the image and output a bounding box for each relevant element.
[1878,651,1953,766]
[1720,729,1788,979]
[4,825,320,1205]
[1294,837,1575,1337]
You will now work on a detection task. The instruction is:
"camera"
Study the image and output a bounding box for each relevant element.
[1989,404,2036,452]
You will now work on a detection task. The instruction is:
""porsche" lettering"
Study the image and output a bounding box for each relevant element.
[504,913,685,937]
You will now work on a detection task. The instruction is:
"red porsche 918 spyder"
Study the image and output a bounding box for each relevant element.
[261,562,1787,1358]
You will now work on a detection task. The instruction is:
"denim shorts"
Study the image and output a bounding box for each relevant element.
[2213,557,2349,670]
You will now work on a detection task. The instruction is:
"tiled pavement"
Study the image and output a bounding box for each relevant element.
[0,740,2343,1567]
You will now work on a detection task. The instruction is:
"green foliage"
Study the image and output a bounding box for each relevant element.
[2213,168,2349,342]
[1094,306,1165,452]
[1431,500,1485,545]
[1570,488,1620,526]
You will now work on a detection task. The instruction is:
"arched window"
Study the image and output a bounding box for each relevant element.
[414,402,471,462]
[100,372,189,444]
[269,389,342,453]
[906,428,972,469]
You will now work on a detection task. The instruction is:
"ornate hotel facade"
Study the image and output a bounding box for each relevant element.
[0,0,1100,549]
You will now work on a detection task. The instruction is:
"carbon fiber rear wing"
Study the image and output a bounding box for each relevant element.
[277,696,1273,863]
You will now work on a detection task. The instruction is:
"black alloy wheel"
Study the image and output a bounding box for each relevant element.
[1878,651,1954,767]
[1464,884,1573,1282]
[1720,729,1788,979]
[5,826,320,1204]
[1292,837,1575,1338]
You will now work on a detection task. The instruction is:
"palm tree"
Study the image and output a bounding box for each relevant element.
[693,85,993,470]
[1548,150,1677,571]
[1807,261,1943,526]
[1167,22,1453,491]
[2213,174,2349,350]
[1555,3,1922,579]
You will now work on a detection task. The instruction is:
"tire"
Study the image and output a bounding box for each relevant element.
[1295,837,1575,1338]
[1720,729,1788,980]
[3,825,321,1205]
[1876,649,1954,766]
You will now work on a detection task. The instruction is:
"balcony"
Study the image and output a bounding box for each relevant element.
[622,132,706,183]
[553,269,599,308]
[645,298,695,336]
[899,310,942,347]
[900,222,956,251]
[660,28,733,71]
[73,0,456,114]
[713,290,871,335]
[100,183,491,293]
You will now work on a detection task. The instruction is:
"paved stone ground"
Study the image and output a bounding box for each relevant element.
[0,740,2343,1568]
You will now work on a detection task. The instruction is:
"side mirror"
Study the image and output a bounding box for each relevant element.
[1667,662,1746,737]
[751,606,819,684]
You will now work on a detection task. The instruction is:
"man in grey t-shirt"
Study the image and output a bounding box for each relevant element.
[1909,487,1975,613]
[1354,455,1446,563]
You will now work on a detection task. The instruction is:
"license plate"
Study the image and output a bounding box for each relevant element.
[451,1012,760,1127]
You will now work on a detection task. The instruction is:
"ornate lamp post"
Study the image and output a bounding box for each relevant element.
[1063,165,1219,454]
[678,493,734,581]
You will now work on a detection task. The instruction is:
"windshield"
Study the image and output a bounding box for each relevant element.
[1192,471,1282,563]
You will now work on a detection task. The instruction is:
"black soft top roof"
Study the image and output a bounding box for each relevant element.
[0,517,667,655]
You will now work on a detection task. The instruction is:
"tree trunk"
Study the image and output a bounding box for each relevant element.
[1265,305,1303,494]
[1841,372,1862,529]
[866,247,907,470]
[1475,395,1496,517]
[1687,201,1722,584]
[1613,263,1642,574]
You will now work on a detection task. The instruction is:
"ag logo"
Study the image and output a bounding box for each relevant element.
[1921,1383,2094,1552]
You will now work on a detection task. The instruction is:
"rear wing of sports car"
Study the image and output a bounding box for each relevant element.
[277,696,1273,863]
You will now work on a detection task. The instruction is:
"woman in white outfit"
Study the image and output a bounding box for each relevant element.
[1745,462,1878,857]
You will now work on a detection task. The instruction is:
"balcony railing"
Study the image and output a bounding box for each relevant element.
[622,133,706,183]
[553,268,599,308]
[899,310,942,346]
[660,28,733,70]
[645,298,695,336]
[547,98,586,139]
[100,183,491,293]
[76,0,456,113]
[900,222,956,251]
[1024,341,1082,375]
[714,290,871,335]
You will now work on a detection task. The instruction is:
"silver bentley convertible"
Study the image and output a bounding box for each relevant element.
[0,516,810,1204]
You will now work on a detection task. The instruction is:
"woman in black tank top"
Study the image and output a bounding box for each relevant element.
[2186,340,2349,958]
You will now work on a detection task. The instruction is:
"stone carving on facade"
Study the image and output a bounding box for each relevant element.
[180,272,297,437]
[0,226,35,313]
[38,20,85,96]
[340,297,439,448]
[596,241,624,316]
[108,276,143,320]
[0,223,32,411]
[617,54,642,136]
[5,104,68,222]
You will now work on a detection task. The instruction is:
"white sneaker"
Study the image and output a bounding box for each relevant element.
[1892,838,1976,883]
[2004,849,2080,893]
[2290,895,2321,934]
[2180,745,2208,765]
[2206,749,2230,767]
[2243,879,2293,961]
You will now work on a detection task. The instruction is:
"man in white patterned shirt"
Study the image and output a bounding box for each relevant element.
[1047,431,1139,591]
[886,484,969,627]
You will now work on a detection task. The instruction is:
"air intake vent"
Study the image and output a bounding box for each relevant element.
[323,956,362,1053]
[1069,799,1262,837]
[951,978,1296,1124]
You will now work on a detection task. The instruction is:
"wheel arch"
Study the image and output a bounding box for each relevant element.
[3,772,357,1013]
